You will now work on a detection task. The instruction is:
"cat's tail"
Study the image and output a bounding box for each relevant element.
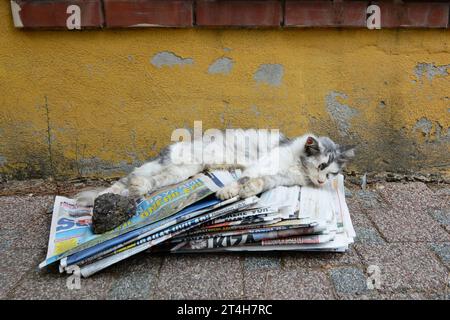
[74,188,106,207]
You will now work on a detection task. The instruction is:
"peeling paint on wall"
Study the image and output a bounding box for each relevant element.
[208,57,234,75]
[151,51,193,68]
[254,64,284,86]
[414,62,450,82]
[325,91,359,137]
[413,117,433,136]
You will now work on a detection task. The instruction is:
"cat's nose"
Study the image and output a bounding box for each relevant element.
[317,180,325,184]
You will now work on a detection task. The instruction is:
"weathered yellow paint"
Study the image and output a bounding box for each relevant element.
[0,2,449,180]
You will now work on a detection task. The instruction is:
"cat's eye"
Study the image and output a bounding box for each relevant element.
[326,172,339,179]
[318,163,327,170]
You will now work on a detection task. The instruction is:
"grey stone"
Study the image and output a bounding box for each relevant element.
[107,254,163,300]
[429,209,450,227]
[355,243,449,294]
[329,267,369,296]
[244,268,334,300]
[151,254,243,299]
[365,183,450,242]
[7,267,116,300]
[244,254,281,271]
[282,248,361,268]
[430,243,450,268]
[354,227,385,244]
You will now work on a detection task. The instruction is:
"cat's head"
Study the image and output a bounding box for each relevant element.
[300,135,355,187]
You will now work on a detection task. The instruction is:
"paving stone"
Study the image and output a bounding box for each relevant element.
[243,253,281,271]
[243,268,334,300]
[364,183,450,242]
[346,197,376,229]
[151,254,244,299]
[368,207,450,242]
[338,291,428,300]
[353,190,386,210]
[428,209,450,233]
[282,248,362,268]
[354,227,385,244]
[430,243,450,268]
[0,268,28,299]
[107,253,163,300]
[7,266,116,300]
[378,182,435,210]
[355,243,449,294]
[0,195,53,229]
[0,247,45,270]
[329,267,369,296]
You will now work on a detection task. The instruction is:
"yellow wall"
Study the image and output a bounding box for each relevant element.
[0,2,449,180]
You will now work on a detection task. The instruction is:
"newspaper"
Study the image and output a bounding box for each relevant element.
[40,170,240,268]
[78,196,259,277]
[162,174,354,253]
[41,171,355,277]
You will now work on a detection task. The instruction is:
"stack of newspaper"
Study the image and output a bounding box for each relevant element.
[40,170,355,277]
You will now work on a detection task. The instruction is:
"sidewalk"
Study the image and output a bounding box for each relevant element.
[0,179,449,300]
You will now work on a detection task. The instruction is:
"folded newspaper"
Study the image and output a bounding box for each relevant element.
[40,170,355,277]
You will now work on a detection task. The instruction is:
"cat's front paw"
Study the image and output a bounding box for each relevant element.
[128,175,153,198]
[216,182,240,200]
[239,178,264,198]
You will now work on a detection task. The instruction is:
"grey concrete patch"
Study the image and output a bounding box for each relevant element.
[151,51,193,68]
[355,243,449,294]
[208,57,234,75]
[329,267,369,296]
[282,248,361,268]
[415,62,450,82]
[325,91,359,136]
[244,268,334,299]
[107,254,162,300]
[151,254,243,299]
[354,227,385,244]
[254,64,284,86]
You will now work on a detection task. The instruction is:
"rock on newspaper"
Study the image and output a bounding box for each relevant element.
[40,170,241,270]
[41,172,355,277]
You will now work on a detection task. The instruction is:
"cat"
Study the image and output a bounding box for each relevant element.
[75,130,355,207]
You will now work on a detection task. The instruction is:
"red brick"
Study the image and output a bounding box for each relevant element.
[371,2,402,28]
[10,0,103,29]
[285,1,368,28]
[374,1,449,28]
[196,0,282,27]
[401,3,449,28]
[104,0,193,28]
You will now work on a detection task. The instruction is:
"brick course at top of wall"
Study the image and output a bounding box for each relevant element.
[10,0,450,29]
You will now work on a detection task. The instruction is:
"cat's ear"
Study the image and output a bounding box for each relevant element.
[337,145,356,163]
[305,136,320,156]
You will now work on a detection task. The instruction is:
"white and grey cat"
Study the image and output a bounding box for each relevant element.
[76,130,355,206]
